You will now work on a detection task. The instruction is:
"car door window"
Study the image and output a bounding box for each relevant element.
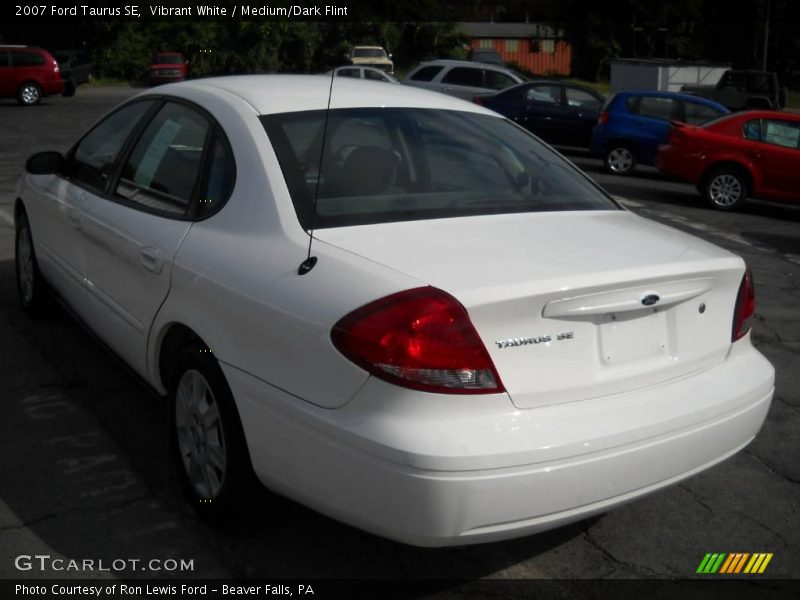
[115,102,211,216]
[761,120,800,149]
[565,87,601,110]
[409,66,443,82]
[637,97,676,121]
[66,100,155,193]
[337,68,360,79]
[442,67,483,87]
[485,70,516,91]
[684,101,725,125]
[364,69,386,81]
[525,84,561,104]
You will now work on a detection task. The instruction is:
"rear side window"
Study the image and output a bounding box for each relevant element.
[566,87,602,110]
[442,67,483,87]
[410,66,443,82]
[637,97,676,121]
[525,84,561,104]
[66,100,155,192]
[485,70,517,91]
[337,68,360,79]
[743,119,762,141]
[761,120,800,149]
[0,51,9,67]
[262,108,617,229]
[684,101,725,125]
[10,50,45,67]
[115,102,210,216]
[197,133,236,218]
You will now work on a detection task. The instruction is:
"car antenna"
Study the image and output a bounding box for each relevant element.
[298,71,336,276]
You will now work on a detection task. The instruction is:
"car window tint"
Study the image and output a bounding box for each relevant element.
[624,96,639,113]
[743,119,762,141]
[637,97,675,121]
[409,66,443,82]
[761,120,800,149]
[197,132,235,218]
[526,84,561,104]
[337,68,360,78]
[262,108,617,229]
[67,100,154,192]
[10,50,45,67]
[364,69,386,81]
[442,67,483,87]
[684,101,725,125]
[115,102,210,216]
[566,87,602,110]
[485,70,516,91]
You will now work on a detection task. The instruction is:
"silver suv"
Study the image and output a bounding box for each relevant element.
[403,60,526,101]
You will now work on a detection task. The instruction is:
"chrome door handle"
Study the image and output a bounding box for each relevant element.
[140,247,164,274]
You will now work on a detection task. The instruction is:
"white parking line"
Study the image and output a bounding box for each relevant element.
[0,206,14,228]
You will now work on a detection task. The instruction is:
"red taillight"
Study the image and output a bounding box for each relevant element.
[332,287,504,394]
[732,270,756,341]
[597,111,609,125]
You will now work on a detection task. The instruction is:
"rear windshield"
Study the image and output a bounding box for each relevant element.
[262,108,617,229]
[154,54,183,64]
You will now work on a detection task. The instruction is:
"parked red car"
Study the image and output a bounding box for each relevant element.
[149,52,190,86]
[657,110,800,210]
[0,45,65,105]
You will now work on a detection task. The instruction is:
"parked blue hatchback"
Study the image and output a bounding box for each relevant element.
[591,91,729,175]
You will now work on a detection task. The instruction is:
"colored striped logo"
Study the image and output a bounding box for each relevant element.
[696,553,773,574]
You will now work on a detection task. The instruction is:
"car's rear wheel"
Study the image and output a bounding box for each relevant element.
[603,144,637,175]
[15,211,52,318]
[703,168,747,211]
[168,344,256,521]
[17,82,42,106]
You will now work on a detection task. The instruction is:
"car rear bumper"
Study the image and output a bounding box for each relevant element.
[225,339,773,546]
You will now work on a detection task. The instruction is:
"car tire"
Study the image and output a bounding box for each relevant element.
[17,82,43,106]
[703,168,748,211]
[603,144,637,175]
[15,211,52,318]
[168,344,256,522]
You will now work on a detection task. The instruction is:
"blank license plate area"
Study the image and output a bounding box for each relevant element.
[598,309,668,365]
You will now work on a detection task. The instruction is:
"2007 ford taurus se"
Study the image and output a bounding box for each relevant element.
[14,75,774,546]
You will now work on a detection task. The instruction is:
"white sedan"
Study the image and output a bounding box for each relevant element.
[14,76,774,547]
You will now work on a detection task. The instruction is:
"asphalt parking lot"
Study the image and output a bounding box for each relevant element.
[0,87,798,593]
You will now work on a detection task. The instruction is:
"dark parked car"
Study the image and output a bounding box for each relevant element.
[591,91,729,175]
[657,110,800,210]
[53,50,92,86]
[149,52,190,86]
[0,45,64,105]
[681,69,787,111]
[475,81,605,147]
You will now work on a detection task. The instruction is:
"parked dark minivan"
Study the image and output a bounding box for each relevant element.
[0,45,65,105]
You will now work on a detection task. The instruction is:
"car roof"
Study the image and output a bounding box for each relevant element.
[416,59,516,72]
[612,89,728,109]
[144,75,494,116]
[720,110,800,122]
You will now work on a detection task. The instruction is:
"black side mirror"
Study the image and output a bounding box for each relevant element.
[26,151,64,175]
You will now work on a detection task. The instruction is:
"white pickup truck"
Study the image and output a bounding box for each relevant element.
[348,46,394,74]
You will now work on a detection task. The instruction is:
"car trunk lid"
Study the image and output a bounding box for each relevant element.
[317,211,744,408]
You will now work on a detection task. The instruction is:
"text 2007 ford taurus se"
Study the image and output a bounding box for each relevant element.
[14,76,774,546]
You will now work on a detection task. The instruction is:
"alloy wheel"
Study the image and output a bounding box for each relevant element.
[174,369,227,499]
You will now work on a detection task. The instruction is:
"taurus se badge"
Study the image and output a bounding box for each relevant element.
[495,331,574,349]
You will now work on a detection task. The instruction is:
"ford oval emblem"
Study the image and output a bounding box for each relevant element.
[641,294,660,307]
